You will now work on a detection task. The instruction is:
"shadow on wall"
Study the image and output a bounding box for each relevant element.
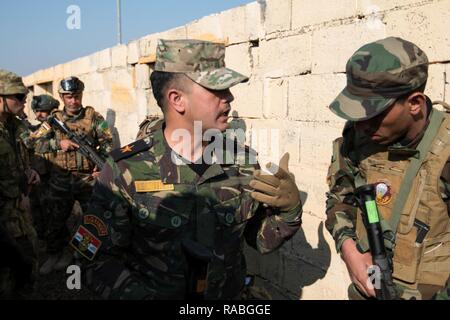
[229,111,332,300]
[106,108,121,149]
[245,219,332,300]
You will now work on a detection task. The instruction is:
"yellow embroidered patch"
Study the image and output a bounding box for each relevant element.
[135,180,175,192]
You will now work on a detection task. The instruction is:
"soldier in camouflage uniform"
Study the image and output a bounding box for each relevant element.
[71,39,303,300]
[36,77,113,275]
[325,37,450,300]
[0,70,40,299]
[29,95,59,240]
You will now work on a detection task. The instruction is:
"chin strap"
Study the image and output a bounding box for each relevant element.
[1,96,13,114]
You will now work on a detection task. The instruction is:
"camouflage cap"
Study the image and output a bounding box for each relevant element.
[329,37,429,122]
[0,69,28,95]
[31,94,60,111]
[154,39,248,90]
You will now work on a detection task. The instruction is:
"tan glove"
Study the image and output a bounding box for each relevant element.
[249,152,301,211]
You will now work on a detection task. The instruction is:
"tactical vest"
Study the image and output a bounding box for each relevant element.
[354,107,450,293]
[53,106,95,172]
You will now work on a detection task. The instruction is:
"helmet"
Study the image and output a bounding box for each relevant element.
[0,69,28,95]
[31,95,60,112]
[58,76,84,94]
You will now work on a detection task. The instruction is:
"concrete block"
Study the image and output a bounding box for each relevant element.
[292,0,356,29]
[263,78,288,119]
[357,0,426,14]
[135,63,150,89]
[72,56,91,75]
[158,26,187,42]
[384,1,450,63]
[139,26,187,59]
[63,62,73,78]
[34,68,54,84]
[82,72,105,92]
[104,68,134,90]
[426,63,446,102]
[127,40,140,65]
[244,119,302,169]
[264,0,292,34]
[135,89,150,121]
[230,78,264,119]
[245,1,264,40]
[260,33,312,78]
[311,21,387,74]
[110,85,136,114]
[139,34,159,58]
[96,48,112,71]
[288,73,348,123]
[225,43,252,78]
[116,111,139,146]
[186,13,223,41]
[82,90,105,111]
[294,121,342,168]
[112,44,128,68]
[22,74,34,87]
[286,214,332,271]
[289,165,329,218]
[219,5,247,44]
[53,64,64,80]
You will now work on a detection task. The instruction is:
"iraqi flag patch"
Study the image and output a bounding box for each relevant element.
[70,225,102,261]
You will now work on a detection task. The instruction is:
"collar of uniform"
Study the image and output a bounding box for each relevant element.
[152,126,225,185]
[387,97,433,158]
[62,106,85,121]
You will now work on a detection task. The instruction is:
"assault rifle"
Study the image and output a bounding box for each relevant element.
[355,184,400,300]
[48,116,106,170]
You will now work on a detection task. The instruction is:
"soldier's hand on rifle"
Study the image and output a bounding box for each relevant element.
[60,139,79,152]
[92,166,101,178]
[25,168,40,185]
[341,238,376,298]
[249,152,301,212]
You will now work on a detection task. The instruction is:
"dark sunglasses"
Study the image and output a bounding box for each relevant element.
[8,94,27,103]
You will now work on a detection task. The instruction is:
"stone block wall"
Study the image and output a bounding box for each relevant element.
[23,0,450,299]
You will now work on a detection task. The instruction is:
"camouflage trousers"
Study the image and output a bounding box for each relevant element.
[45,171,95,254]
[29,174,51,240]
[0,199,38,299]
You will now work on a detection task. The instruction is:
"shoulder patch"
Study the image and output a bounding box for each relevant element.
[70,225,102,261]
[110,137,153,162]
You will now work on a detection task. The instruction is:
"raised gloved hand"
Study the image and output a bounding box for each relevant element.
[249,153,301,211]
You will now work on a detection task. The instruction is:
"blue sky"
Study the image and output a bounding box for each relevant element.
[1,0,254,76]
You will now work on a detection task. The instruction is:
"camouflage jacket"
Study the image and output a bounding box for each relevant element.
[0,117,34,203]
[73,127,302,300]
[34,106,113,157]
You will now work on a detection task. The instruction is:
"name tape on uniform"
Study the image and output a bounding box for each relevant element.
[135,180,175,192]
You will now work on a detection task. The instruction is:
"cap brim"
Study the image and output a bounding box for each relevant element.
[186,67,249,90]
[329,87,396,122]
